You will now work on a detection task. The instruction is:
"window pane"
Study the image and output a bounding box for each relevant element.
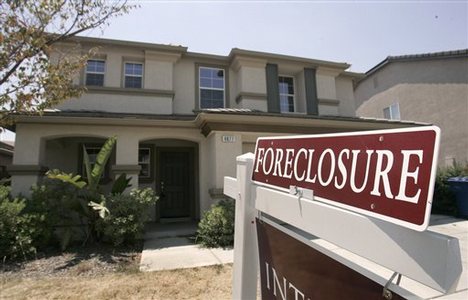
[86,73,104,86]
[280,95,294,113]
[215,69,224,78]
[125,63,143,76]
[391,103,401,120]
[212,78,224,89]
[199,67,225,109]
[125,76,142,88]
[200,67,212,78]
[278,76,294,112]
[87,60,105,73]
[140,164,149,177]
[383,107,391,119]
[200,77,212,88]
[200,88,224,108]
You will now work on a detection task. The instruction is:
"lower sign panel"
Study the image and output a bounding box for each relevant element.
[256,219,407,300]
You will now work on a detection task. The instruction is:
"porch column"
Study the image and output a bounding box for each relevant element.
[10,131,46,196]
[112,136,140,192]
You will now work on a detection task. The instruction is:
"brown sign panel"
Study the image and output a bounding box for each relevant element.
[256,218,407,300]
[252,127,440,231]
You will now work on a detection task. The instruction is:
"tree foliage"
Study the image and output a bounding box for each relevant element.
[0,0,133,124]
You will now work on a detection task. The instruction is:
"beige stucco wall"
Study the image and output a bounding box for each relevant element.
[335,76,356,117]
[357,84,468,165]
[58,92,173,114]
[54,41,358,117]
[354,58,468,110]
[10,121,252,219]
[355,57,468,166]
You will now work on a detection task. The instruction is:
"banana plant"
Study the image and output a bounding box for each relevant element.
[45,136,121,248]
[83,136,116,192]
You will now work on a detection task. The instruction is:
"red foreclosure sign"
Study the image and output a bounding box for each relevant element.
[252,126,440,231]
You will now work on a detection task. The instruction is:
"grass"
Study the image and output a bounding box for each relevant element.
[0,264,233,300]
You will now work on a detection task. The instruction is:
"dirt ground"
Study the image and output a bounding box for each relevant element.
[0,246,233,300]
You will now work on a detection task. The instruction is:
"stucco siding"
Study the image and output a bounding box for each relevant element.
[173,59,196,114]
[355,58,468,109]
[335,76,356,117]
[357,83,468,165]
[57,92,173,114]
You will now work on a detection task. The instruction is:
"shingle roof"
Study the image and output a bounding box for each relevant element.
[366,49,468,76]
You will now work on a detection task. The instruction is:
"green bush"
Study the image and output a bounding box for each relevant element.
[432,163,468,216]
[0,186,42,260]
[96,188,158,246]
[29,180,85,249]
[196,199,235,248]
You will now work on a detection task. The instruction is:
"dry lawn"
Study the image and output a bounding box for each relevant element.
[0,264,233,300]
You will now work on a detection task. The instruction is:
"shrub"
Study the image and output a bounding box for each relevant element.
[0,186,41,260]
[29,180,85,249]
[432,163,468,216]
[96,188,158,246]
[196,199,235,248]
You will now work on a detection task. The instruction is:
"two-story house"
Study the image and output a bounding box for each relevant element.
[9,36,420,222]
[355,49,468,167]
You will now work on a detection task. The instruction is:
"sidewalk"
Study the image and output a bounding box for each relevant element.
[139,222,233,272]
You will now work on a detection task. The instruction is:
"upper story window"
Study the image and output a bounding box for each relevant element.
[124,62,143,88]
[199,67,225,109]
[85,60,105,86]
[278,76,295,113]
[383,103,401,120]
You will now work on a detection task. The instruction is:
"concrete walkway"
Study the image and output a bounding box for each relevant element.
[139,222,233,272]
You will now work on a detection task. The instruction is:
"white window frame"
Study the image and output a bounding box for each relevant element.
[278,75,296,113]
[124,61,144,89]
[85,59,106,86]
[383,103,401,120]
[138,147,151,179]
[199,66,225,109]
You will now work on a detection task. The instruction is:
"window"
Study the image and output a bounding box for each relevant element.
[383,103,401,120]
[85,60,105,86]
[199,67,225,109]
[83,146,101,172]
[138,147,151,179]
[124,62,143,88]
[80,144,111,182]
[278,76,295,112]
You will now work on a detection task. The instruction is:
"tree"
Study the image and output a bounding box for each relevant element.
[0,0,134,125]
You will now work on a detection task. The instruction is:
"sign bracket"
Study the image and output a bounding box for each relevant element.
[382,272,402,300]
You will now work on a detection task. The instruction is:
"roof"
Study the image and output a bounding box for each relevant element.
[366,49,468,76]
[67,35,354,72]
[9,110,429,138]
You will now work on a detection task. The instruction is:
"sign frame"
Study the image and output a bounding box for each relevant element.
[251,126,441,232]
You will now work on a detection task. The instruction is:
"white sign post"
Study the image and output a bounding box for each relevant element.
[225,151,462,299]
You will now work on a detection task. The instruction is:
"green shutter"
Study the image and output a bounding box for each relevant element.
[304,68,319,115]
[265,63,280,113]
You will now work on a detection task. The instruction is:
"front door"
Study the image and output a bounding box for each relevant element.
[158,149,193,219]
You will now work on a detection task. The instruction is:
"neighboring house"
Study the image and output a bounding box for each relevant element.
[10,36,419,222]
[355,49,468,166]
[0,140,14,179]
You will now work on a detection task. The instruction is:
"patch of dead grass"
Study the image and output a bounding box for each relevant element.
[0,264,233,300]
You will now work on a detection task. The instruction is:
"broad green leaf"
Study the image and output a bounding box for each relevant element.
[111,173,132,195]
[46,169,86,189]
[89,136,116,191]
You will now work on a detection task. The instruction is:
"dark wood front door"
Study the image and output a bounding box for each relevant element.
[158,149,193,219]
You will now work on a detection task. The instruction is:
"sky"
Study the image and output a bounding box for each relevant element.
[2,0,467,142]
[83,0,468,73]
